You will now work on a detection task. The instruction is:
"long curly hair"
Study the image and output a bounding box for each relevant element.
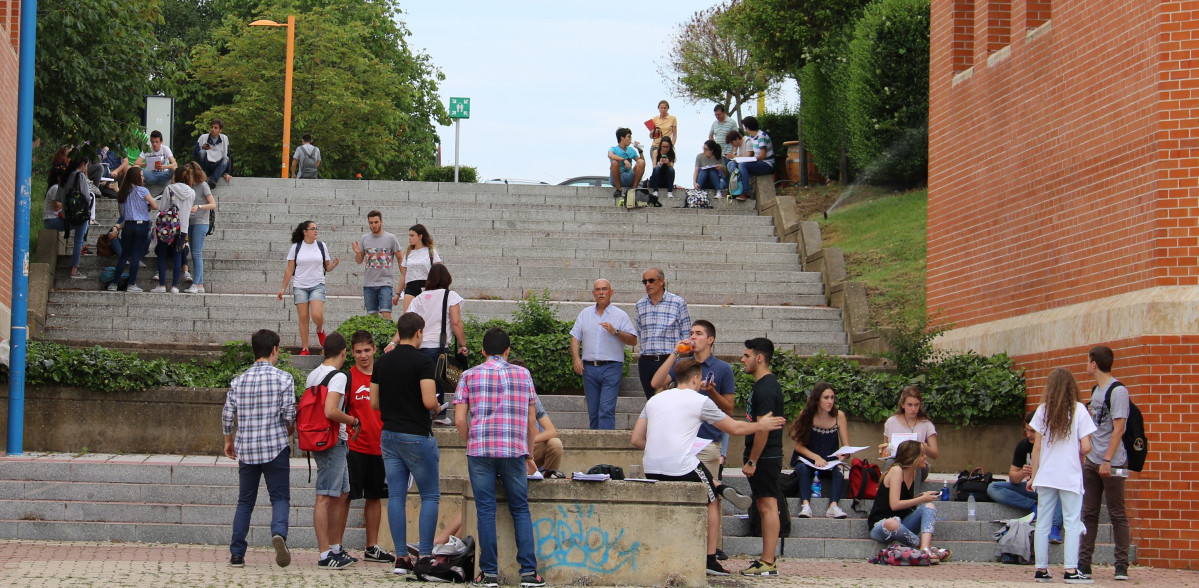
[1042,368,1079,444]
[790,382,837,446]
[291,220,315,244]
[406,223,434,256]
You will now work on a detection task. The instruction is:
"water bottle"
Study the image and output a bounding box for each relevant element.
[811,478,822,498]
[967,493,977,521]
[940,480,950,501]
[1111,467,1129,478]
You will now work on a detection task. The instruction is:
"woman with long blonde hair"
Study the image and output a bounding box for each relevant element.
[866,440,951,563]
[1027,368,1097,583]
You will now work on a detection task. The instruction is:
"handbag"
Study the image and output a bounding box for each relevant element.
[953,467,994,501]
[434,289,466,389]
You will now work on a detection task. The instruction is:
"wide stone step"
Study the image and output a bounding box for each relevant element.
[0,519,362,550]
[719,536,1134,565]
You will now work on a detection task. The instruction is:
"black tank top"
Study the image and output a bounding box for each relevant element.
[867,469,916,528]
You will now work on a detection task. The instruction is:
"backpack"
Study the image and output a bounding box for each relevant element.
[296,145,319,179]
[293,240,328,275]
[684,188,712,209]
[848,457,881,513]
[869,543,932,566]
[1096,380,1148,472]
[297,370,343,453]
[748,493,792,538]
[99,266,130,286]
[586,464,625,480]
[953,467,994,501]
[60,171,91,226]
[414,535,476,583]
[154,188,182,246]
[729,166,743,197]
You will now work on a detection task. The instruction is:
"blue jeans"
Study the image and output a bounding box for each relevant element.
[47,219,89,270]
[156,235,186,287]
[467,455,537,576]
[420,347,447,404]
[987,481,1063,528]
[113,221,150,287]
[201,156,230,181]
[870,504,937,548]
[582,362,621,430]
[649,164,675,192]
[363,285,394,314]
[143,168,174,185]
[381,430,441,556]
[1035,487,1083,570]
[189,224,208,285]
[612,169,635,189]
[796,463,845,502]
[737,160,774,195]
[696,167,726,191]
[231,447,290,557]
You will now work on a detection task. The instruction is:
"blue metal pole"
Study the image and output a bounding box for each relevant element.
[7,0,38,455]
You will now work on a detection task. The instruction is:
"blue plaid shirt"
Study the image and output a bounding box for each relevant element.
[635,291,692,355]
[222,361,296,465]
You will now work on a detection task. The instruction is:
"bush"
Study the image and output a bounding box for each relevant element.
[755,108,799,148]
[845,0,930,187]
[417,165,478,183]
[335,314,397,351]
[799,58,852,182]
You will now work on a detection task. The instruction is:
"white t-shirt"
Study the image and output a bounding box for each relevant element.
[639,387,727,477]
[408,289,464,349]
[400,247,442,284]
[306,364,349,440]
[140,145,174,169]
[287,241,327,289]
[1030,402,1097,495]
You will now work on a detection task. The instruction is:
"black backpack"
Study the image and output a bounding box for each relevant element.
[292,240,328,274]
[1095,380,1148,472]
[748,494,792,538]
[60,171,91,226]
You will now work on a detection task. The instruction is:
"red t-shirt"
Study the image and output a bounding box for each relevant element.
[347,366,383,455]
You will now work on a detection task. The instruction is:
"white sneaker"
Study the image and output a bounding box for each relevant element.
[151,285,166,293]
[105,283,116,291]
[666,192,674,198]
[826,503,848,519]
[653,190,660,198]
[183,271,193,282]
[127,284,143,293]
[169,286,179,294]
[714,191,724,199]
[152,272,159,281]
[798,503,813,518]
[184,285,198,294]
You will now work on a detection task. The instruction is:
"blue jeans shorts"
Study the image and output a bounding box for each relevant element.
[313,440,350,496]
[364,285,394,314]
[293,283,326,304]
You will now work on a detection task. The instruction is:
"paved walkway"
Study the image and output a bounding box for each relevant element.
[1,540,1190,587]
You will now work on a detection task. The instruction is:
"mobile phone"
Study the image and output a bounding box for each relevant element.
[703,372,715,387]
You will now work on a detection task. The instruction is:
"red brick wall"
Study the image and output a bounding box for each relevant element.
[1014,336,1199,569]
[0,1,17,315]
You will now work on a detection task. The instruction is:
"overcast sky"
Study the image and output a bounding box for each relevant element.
[399,1,796,184]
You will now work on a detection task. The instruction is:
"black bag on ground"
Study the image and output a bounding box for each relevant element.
[748,495,792,538]
[954,467,994,501]
[587,464,624,480]
[778,469,801,497]
[414,535,475,583]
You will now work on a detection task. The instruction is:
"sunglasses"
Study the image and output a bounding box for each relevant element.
[641,278,658,285]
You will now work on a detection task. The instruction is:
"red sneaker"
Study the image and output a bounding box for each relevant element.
[299,348,310,356]
[317,330,327,346]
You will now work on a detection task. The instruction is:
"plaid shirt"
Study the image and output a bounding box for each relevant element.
[635,291,692,355]
[222,361,296,465]
[453,356,537,458]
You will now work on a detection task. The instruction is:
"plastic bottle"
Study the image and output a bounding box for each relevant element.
[967,494,977,521]
[811,478,822,498]
[940,480,950,501]
[1111,467,1129,478]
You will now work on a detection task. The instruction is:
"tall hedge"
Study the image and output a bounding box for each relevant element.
[799,60,850,183]
[845,0,930,187]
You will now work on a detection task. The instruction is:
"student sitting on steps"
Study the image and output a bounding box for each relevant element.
[790,381,852,519]
[867,440,951,564]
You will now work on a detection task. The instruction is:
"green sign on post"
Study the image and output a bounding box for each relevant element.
[449,97,470,119]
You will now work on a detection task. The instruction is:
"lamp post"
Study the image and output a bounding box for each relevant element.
[250,16,295,179]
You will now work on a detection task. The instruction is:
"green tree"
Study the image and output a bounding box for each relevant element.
[188,0,448,179]
[34,0,164,150]
[658,1,779,123]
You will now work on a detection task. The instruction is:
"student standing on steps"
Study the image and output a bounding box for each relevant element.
[344,330,396,566]
[352,210,403,320]
[222,329,295,569]
[1028,368,1097,584]
[278,220,340,355]
[306,332,361,570]
[738,338,786,577]
[987,412,1065,543]
[570,279,638,430]
[633,267,691,400]
[292,133,322,179]
[396,224,441,312]
[1078,345,1133,581]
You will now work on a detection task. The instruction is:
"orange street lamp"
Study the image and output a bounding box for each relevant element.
[250,16,295,179]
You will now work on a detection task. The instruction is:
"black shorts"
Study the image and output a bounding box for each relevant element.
[403,280,426,297]
[347,449,388,500]
[647,463,718,503]
[747,458,783,500]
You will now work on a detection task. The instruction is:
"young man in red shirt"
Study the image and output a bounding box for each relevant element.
[345,330,396,564]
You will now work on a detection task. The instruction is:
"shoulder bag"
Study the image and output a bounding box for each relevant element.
[434,290,467,389]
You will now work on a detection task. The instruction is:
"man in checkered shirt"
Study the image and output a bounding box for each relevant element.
[634,267,691,398]
[222,329,297,569]
[453,327,545,587]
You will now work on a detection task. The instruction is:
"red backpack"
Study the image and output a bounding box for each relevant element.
[297,370,342,452]
[849,457,882,512]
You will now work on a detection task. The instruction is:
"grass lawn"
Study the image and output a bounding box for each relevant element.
[785,185,927,329]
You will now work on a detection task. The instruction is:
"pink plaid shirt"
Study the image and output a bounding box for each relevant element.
[453,356,537,458]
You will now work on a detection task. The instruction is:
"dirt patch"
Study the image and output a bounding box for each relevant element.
[781,184,900,221]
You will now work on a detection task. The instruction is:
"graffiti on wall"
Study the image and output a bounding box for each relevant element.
[533,503,641,574]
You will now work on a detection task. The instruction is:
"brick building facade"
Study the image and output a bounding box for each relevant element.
[929,0,1199,568]
[0,1,19,336]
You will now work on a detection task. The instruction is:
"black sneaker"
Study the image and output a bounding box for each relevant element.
[714,548,728,561]
[393,556,414,575]
[706,557,730,576]
[1065,569,1094,584]
[364,545,395,563]
[474,572,499,587]
[229,554,245,567]
[1078,563,1092,576]
[318,551,353,570]
[271,534,291,568]
[520,572,546,587]
[1034,569,1053,582]
[1114,564,1129,580]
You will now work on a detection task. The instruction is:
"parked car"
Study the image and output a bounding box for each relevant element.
[558,176,613,188]
[483,178,548,185]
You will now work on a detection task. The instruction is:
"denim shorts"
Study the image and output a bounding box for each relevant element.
[293,283,326,304]
[313,440,351,496]
[363,285,394,314]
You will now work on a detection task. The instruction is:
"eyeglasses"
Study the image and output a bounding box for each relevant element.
[641,278,658,285]
[306,227,318,231]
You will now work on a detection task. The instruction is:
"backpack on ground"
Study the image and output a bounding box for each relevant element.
[848,457,881,513]
[684,188,711,209]
[748,493,792,538]
[292,240,328,275]
[729,166,743,197]
[1096,380,1149,472]
[954,467,994,501]
[297,370,342,453]
[99,266,129,287]
[869,543,931,566]
[60,171,91,227]
[414,535,476,583]
[154,188,182,246]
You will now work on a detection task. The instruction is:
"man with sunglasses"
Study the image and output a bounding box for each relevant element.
[634,268,691,399]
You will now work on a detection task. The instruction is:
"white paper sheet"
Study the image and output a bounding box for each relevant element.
[828,445,870,458]
[527,471,544,480]
[571,472,610,481]
[797,456,842,471]
[690,438,713,457]
[733,156,756,163]
[888,432,919,456]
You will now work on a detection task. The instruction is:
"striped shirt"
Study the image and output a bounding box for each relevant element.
[454,356,538,458]
[222,361,297,465]
[710,118,738,158]
[635,291,692,355]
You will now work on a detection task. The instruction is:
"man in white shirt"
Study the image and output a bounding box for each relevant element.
[135,130,177,185]
[570,279,637,430]
[631,358,785,577]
